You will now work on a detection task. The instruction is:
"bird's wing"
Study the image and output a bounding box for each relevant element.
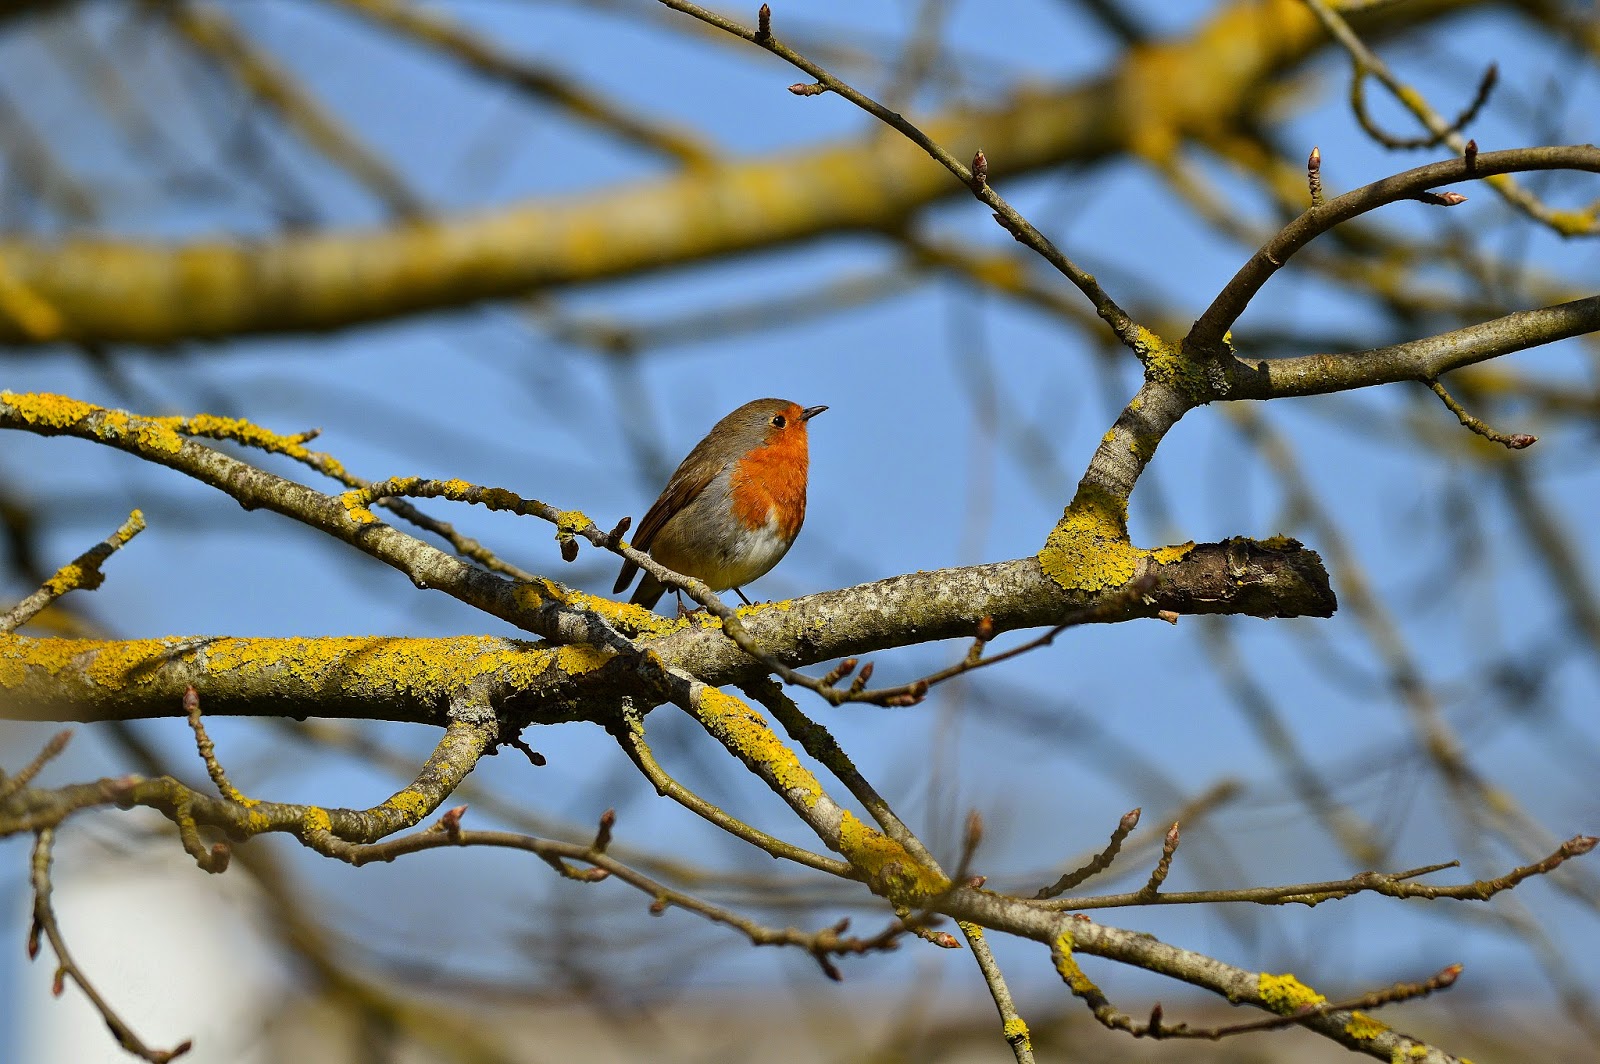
[612,449,728,594]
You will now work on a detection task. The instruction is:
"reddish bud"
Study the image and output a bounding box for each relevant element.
[788,82,826,97]
[593,808,616,852]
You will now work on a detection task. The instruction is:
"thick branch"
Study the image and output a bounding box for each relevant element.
[0,0,1478,344]
[0,539,1333,724]
[1226,294,1600,399]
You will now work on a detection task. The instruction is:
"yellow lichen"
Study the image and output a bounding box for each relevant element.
[565,589,676,636]
[42,564,88,597]
[1345,1011,1388,1040]
[1132,329,1210,399]
[301,806,332,833]
[116,511,146,543]
[554,509,590,535]
[1392,1046,1432,1064]
[1002,1017,1029,1043]
[1544,207,1598,237]
[1,391,97,430]
[0,633,577,706]
[732,598,791,621]
[837,810,948,904]
[554,643,613,675]
[692,686,824,809]
[1149,541,1195,565]
[1128,432,1159,463]
[1257,972,1326,1014]
[477,486,523,511]
[340,490,380,525]
[1051,930,1099,996]
[1037,484,1141,592]
[384,788,432,821]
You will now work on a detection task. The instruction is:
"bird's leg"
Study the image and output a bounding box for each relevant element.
[733,587,753,606]
[675,591,689,618]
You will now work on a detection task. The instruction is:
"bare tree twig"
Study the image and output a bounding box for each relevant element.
[28,829,194,1063]
[653,0,1142,349]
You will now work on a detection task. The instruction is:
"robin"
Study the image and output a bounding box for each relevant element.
[614,398,827,610]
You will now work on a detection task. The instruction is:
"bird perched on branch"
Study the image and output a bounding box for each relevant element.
[614,398,827,610]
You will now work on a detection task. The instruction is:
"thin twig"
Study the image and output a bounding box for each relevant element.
[0,510,144,633]
[1348,61,1497,150]
[1135,823,1181,899]
[1425,377,1537,449]
[1035,834,1597,911]
[652,0,1142,349]
[1035,807,1141,899]
[961,922,1036,1063]
[29,829,194,1062]
[0,731,73,802]
[1304,0,1593,234]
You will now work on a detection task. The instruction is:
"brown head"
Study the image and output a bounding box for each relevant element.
[699,398,828,464]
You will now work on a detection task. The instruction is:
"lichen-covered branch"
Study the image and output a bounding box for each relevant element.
[0,0,1481,344]
[0,510,145,634]
[1227,293,1600,399]
[0,534,1334,725]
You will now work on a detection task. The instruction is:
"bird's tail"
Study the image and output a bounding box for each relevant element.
[629,573,666,609]
[615,559,665,609]
[612,559,639,596]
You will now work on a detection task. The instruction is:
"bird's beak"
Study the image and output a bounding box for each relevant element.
[801,405,828,421]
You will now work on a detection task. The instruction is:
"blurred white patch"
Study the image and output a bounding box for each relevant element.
[9,810,283,1064]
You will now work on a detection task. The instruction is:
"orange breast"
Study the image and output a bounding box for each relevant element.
[728,431,809,539]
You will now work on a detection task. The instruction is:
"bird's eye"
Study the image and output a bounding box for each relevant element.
[771,414,787,428]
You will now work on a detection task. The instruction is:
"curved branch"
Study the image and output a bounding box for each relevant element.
[1187,145,1600,357]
